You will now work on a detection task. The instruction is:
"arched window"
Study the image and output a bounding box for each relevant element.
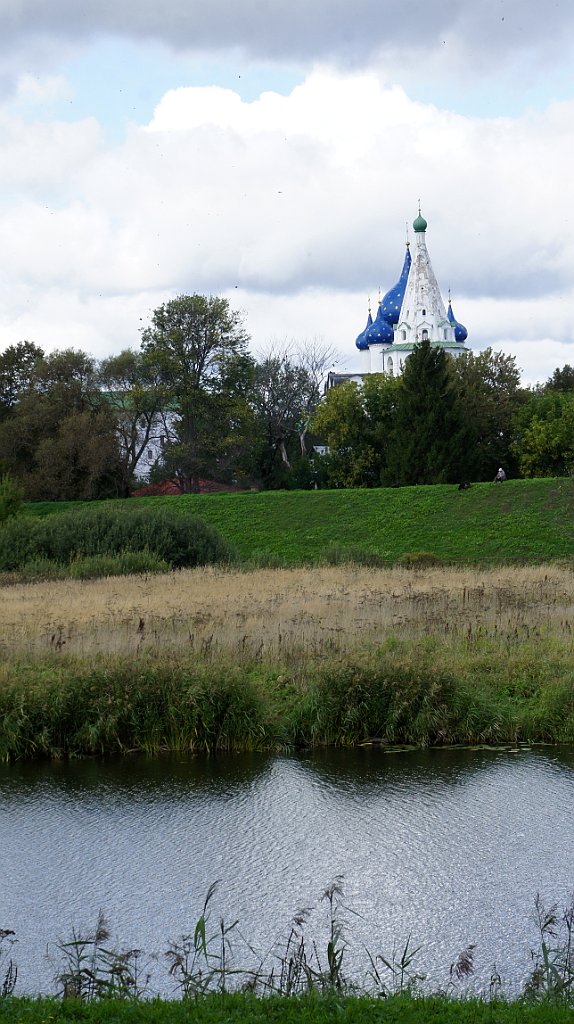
[387,357,394,373]
[444,329,448,339]
[401,330,406,340]
[422,329,429,340]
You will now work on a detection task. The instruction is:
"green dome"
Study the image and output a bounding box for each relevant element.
[413,210,427,233]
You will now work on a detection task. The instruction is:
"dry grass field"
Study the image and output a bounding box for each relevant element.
[2,563,573,663]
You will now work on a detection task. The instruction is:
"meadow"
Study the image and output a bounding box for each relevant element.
[2,479,574,757]
[23,476,574,567]
[1,562,573,758]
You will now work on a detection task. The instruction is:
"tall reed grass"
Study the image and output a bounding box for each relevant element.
[0,641,573,761]
[4,884,574,1010]
[1,564,573,759]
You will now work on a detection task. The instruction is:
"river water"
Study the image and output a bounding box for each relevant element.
[1,745,573,996]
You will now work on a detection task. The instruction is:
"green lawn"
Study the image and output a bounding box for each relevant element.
[25,477,574,566]
[0,995,572,1024]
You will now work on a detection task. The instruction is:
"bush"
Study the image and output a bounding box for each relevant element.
[0,474,24,523]
[397,551,444,569]
[68,549,171,579]
[0,504,235,572]
[321,543,388,568]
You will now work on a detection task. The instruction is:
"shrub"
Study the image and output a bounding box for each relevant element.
[322,544,388,568]
[0,504,235,572]
[397,551,444,569]
[0,473,24,523]
[68,549,171,579]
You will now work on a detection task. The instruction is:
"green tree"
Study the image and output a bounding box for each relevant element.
[0,473,24,522]
[0,340,44,421]
[98,349,166,496]
[141,295,253,492]
[0,348,123,500]
[545,363,574,392]
[384,340,471,486]
[450,347,523,480]
[512,391,574,477]
[252,353,315,485]
[313,374,400,487]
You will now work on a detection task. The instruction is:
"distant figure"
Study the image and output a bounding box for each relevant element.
[494,467,506,483]
[458,480,471,491]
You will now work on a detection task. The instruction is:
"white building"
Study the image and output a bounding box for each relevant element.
[327,209,469,389]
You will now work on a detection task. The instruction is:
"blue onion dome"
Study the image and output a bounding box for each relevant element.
[365,301,394,344]
[355,309,373,350]
[447,299,468,343]
[413,207,427,233]
[381,244,412,326]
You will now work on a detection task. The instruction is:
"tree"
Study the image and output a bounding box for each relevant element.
[30,410,123,501]
[141,294,253,492]
[384,340,471,486]
[0,348,124,500]
[250,341,335,488]
[312,374,400,487]
[512,391,574,477]
[450,348,524,480]
[0,341,44,421]
[545,364,574,393]
[98,349,166,496]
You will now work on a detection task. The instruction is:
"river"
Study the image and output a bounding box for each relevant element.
[1,745,573,996]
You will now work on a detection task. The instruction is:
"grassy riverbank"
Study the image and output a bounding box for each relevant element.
[1,642,573,760]
[1,994,572,1024]
[23,476,574,567]
[1,564,573,759]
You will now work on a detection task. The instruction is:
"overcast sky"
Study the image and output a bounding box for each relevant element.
[1,0,574,383]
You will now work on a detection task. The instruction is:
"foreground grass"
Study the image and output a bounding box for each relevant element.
[0,994,572,1024]
[24,477,574,567]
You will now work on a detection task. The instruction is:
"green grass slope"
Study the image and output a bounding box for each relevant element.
[26,477,574,566]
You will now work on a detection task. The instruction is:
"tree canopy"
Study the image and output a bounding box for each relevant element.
[141,294,254,492]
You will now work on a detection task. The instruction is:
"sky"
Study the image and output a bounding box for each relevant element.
[1,2,574,384]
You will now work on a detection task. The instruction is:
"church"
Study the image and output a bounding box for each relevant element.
[327,208,469,388]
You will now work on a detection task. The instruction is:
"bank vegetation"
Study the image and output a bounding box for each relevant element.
[1,563,573,760]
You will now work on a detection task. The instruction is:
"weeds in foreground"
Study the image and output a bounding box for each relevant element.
[165,882,244,997]
[0,930,17,998]
[6,887,569,1007]
[524,894,574,1003]
[52,910,150,1001]
[367,935,425,997]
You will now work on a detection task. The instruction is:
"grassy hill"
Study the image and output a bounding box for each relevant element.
[26,477,574,566]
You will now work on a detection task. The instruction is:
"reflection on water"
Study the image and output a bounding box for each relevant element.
[0,746,573,994]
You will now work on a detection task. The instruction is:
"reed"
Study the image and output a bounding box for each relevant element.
[1,563,573,759]
[4,887,574,1013]
[2,563,574,663]
[0,640,573,761]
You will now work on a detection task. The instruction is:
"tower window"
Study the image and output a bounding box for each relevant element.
[422,309,426,315]
[401,330,406,340]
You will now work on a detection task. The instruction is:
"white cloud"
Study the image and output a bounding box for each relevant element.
[15,72,72,104]
[0,67,573,387]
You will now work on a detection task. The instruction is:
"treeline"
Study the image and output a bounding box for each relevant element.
[0,294,331,500]
[315,345,574,487]
[1,293,573,500]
